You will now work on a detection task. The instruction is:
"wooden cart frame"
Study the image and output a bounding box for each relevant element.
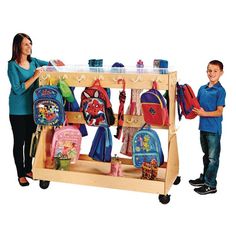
[33,69,180,204]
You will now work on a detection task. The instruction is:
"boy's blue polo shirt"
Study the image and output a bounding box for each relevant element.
[197,82,226,135]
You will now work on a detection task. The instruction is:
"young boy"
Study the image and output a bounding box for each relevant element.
[189,60,226,195]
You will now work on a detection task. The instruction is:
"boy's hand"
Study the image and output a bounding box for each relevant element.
[193,107,205,116]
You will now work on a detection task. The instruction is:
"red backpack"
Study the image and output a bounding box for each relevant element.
[80,79,115,126]
[176,83,200,120]
[140,81,169,126]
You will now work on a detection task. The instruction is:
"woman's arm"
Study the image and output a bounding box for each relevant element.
[8,62,44,94]
[24,67,44,90]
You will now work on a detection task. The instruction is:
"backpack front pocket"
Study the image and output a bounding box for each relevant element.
[133,153,159,168]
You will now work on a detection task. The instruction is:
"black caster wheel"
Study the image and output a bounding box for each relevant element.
[159,194,171,204]
[39,180,50,189]
[174,176,181,185]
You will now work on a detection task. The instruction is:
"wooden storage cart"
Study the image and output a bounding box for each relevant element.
[33,69,180,204]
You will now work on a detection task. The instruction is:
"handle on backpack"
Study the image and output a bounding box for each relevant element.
[93,78,101,86]
[152,80,158,89]
[139,123,151,130]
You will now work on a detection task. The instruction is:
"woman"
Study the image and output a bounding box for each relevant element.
[8,33,48,186]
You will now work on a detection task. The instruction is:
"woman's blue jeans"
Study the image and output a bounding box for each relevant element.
[200,131,221,188]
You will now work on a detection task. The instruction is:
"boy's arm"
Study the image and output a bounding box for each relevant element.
[193,106,224,117]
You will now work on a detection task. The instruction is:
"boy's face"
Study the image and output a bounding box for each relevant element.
[207,64,223,85]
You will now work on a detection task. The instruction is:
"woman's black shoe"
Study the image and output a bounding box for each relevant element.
[18,178,29,187]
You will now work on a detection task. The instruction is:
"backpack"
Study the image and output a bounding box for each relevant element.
[33,85,65,126]
[89,126,112,162]
[50,125,82,164]
[176,83,200,120]
[64,87,88,137]
[141,81,169,126]
[132,125,164,168]
[80,79,115,127]
[29,125,42,158]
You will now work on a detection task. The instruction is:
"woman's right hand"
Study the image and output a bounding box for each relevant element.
[34,67,44,79]
[25,67,44,90]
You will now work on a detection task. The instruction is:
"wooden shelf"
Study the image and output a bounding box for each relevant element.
[34,154,167,194]
[39,70,176,90]
[66,111,169,129]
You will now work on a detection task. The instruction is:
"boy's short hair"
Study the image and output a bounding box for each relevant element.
[209,60,224,71]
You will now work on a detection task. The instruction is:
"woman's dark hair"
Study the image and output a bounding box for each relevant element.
[209,60,224,71]
[10,33,32,63]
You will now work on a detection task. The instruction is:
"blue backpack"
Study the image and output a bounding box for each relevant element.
[132,125,164,168]
[33,85,65,126]
[89,126,112,162]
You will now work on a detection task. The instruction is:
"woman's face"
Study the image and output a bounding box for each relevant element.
[20,37,32,56]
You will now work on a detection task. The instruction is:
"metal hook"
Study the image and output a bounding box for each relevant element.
[60,74,69,81]
[77,75,86,83]
[94,75,104,81]
[131,75,142,83]
[41,73,50,80]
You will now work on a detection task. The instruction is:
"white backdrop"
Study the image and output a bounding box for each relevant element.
[1,0,235,235]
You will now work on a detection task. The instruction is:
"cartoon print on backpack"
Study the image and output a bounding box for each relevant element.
[81,79,115,127]
[37,102,59,122]
[82,90,107,126]
[33,85,65,126]
[50,125,82,167]
[132,125,164,168]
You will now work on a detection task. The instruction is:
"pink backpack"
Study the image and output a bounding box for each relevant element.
[51,125,82,164]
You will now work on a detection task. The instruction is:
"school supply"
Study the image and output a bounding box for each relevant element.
[88,59,103,68]
[153,59,168,74]
[136,59,144,73]
[153,59,169,111]
[120,89,143,156]
[48,59,65,67]
[111,62,125,73]
[120,61,144,156]
[132,125,164,168]
[141,81,169,126]
[58,78,75,103]
[30,125,42,158]
[44,127,55,169]
[176,83,200,120]
[51,124,82,164]
[55,157,71,171]
[141,159,158,180]
[64,87,88,137]
[108,154,123,177]
[89,126,112,162]
[80,79,115,126]
[46,59,65,72]
[114,79,126,139]
[33,85,65,126]
[112,62,126,139]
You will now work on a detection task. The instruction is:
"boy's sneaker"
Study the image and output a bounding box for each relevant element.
[189,178,204,187]
[194,185,217,195]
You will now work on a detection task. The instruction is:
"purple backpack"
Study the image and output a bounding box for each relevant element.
[141,81,169,127]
